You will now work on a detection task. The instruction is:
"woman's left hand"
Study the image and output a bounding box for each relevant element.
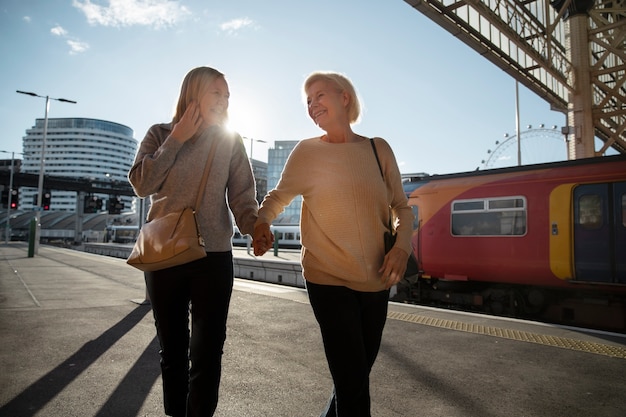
[378,247,409,289]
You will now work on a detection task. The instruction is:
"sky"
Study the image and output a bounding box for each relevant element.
[0,0,610,176]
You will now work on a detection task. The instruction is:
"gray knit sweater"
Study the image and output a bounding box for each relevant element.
[128,123,258,252]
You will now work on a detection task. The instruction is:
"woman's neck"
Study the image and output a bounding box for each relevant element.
[321,128,362,143]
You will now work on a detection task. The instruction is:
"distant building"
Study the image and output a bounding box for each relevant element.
[249,158,268,204]
[267,140,300,224]
[20,117,137,212]
[0,158,22,173]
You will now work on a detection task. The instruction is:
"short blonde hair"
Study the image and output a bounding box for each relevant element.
[303,71,361,124]
[172,66,228,125]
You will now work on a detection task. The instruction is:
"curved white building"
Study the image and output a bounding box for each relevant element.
[20,118,137,212]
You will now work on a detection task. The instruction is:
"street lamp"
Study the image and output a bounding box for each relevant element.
[16,90,77,255]
[242,137,267,160]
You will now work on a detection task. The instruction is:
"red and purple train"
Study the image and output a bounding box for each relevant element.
[401,154,626,332]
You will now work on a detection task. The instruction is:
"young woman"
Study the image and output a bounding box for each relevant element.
[129,66,258,417]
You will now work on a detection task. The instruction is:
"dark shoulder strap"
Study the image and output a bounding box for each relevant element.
[370,138,394,233]
[369,138,384,180]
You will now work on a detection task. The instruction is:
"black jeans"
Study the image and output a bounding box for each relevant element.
[306,281,390,417]
[145,252,234,417]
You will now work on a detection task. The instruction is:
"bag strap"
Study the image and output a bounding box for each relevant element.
[370,138,384,179]
[369,138,394,234]
[194,139,219,210]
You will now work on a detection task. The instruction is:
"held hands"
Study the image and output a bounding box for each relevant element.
[252,223,274,256]
[379,247,409,289]
[170,101,204,143]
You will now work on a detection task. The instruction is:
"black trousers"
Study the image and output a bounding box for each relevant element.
[145,252,234,417]
[306,281,390,417]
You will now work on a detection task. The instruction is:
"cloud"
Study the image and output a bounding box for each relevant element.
[50,24,90,55]
[51,25,68,36]
[23,16,32,23]
[67,40,90,55]
[72,0,191,29]
[219,17,255,35]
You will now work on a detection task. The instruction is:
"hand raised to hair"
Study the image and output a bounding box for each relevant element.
[170,101,203,143]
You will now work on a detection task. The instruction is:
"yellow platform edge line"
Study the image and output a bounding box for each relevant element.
[387,311,626,359]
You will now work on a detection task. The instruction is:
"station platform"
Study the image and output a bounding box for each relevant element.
[1,242,625,417]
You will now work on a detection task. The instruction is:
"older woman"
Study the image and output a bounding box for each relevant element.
[253,71,413,416]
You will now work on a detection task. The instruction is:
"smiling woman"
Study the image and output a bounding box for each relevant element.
[127,66,259,417]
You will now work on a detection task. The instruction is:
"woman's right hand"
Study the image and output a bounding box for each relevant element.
[253,223,274,256]
[170,101,203,143]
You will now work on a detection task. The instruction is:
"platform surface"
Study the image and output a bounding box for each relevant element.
[1,242,625,417]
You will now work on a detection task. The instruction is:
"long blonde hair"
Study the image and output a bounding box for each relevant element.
[172,67,228,125]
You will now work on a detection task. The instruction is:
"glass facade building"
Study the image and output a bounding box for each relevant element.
[20,117,137,212]
[249,158,268,204]
[267,140,301,224]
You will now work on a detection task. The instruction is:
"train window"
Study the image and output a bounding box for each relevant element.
[577,194,603,230]
[453,201,484,211]
[489,198,524,209]
[451,197,526,236]
[109,226,139,243]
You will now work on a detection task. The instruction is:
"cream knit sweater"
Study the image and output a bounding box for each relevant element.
[256,137,413,292]
[129,123,258,252]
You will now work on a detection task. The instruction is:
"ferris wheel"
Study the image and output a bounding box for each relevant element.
[481,124,568,169]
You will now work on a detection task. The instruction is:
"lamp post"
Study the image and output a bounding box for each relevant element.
[16,90,77,255]
[242,137,267,160]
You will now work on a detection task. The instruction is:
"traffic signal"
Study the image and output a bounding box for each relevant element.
[107,196,124,214]
[9,189,18,209]
[84,195,103,213]
[31,191,51,209]
[42,191,51,210]
[2,189,18,209]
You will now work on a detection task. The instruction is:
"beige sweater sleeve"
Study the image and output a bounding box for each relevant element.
[257,137,413,292]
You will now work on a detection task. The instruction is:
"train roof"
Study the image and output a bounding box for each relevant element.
[402,154,626,194]
[410,154,625,182]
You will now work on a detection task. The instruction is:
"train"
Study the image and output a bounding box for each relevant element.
[107,225,140,244]
[399,154,626,332]
[232,224,301,249]
[106,224,302,248]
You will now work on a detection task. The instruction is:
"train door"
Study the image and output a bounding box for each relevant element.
[573,182,626,283]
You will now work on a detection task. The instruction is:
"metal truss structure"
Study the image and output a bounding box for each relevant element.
[404,0,626,158]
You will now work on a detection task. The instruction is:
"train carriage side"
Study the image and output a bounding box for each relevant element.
[409,168,563,286]
[408,156,626,288]
[405,156,626,331]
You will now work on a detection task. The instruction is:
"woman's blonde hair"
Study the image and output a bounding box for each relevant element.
[303,71,361,124]
[172,66,227,125]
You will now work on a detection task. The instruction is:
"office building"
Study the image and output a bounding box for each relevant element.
[249,158,268,204]
[267,140,300,224]
[20,117,137,211]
